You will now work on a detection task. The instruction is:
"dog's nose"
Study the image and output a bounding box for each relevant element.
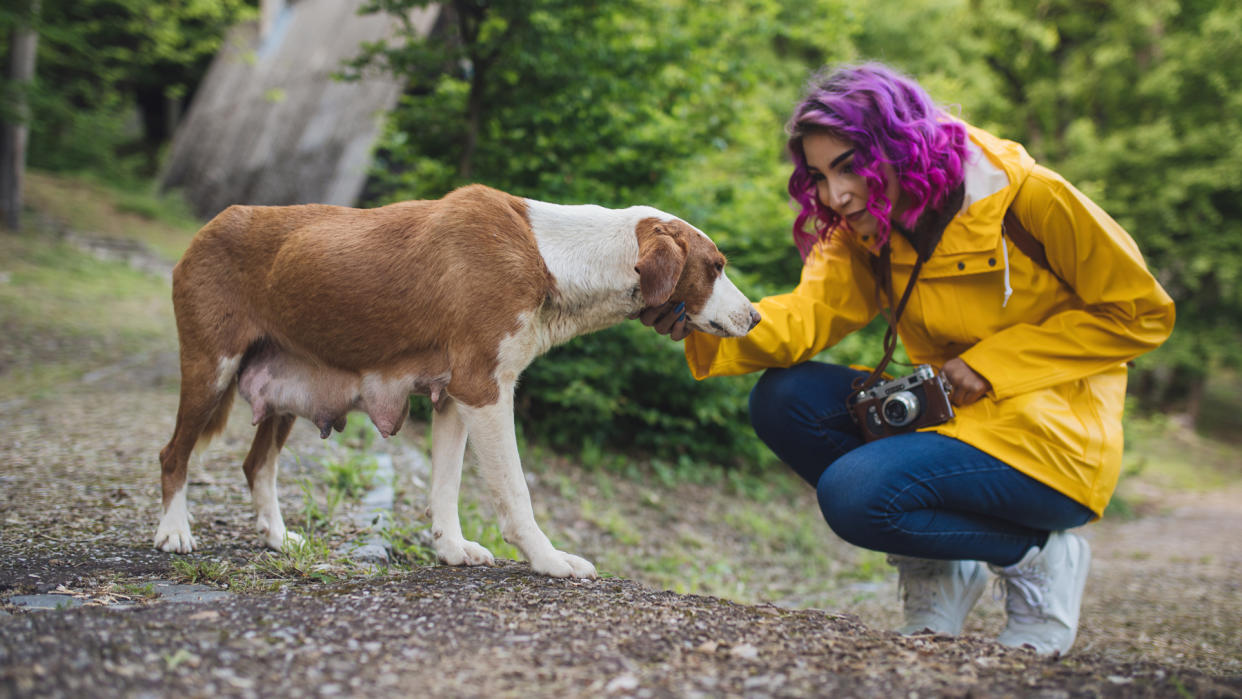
[748,307,761,331]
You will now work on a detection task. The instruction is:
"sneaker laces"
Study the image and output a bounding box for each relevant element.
[993,567,1048,624]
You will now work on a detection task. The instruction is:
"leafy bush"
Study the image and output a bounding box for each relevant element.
[515,324,767,467]
[364,0,861,467]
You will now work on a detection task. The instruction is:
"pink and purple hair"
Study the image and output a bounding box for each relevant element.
[787,63,969,258]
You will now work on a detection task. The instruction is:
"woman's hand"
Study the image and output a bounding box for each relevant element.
[941,357,991,406]
[630,301,690,341]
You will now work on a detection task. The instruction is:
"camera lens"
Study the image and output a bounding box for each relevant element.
[882,391,921,427]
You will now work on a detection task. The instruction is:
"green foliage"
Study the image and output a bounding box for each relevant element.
[952,0,1242,400]
[18,0,1234,458]
[352,0,715,206]
[299,477,344,537]
[323,454,379,499]
[170,558,234,585]
[515,324,765,466]
[840,0,1242,409]
[360,0,862,466]
[383,524,439,567]
[6,0,254,177]
[250,534,345,584]
[458,500,522,561]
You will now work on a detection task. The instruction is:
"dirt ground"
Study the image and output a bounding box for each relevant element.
[1,346,1241,698]
[2,218,1241,696]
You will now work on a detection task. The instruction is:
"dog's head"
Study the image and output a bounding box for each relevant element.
[634,216,760,337]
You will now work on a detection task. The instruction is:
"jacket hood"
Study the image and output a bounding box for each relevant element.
[885,124,1037,276]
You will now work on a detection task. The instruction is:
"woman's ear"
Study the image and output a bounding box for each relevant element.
[635,234,686,307]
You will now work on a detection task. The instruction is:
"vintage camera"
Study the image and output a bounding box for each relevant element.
[848,364,955,442]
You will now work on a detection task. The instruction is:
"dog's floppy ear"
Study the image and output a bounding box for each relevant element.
[635,229,686,307]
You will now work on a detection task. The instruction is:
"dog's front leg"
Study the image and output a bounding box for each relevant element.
[456,397,597,579]
[429,398,494,566]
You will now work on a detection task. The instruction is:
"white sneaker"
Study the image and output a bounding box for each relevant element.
[889,555,988,635]
[989,531,1092,655]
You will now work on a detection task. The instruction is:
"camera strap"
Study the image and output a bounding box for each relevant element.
[853,182,964,393]
[855,249,925,392]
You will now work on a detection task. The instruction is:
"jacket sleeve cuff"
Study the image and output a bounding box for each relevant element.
[684,331,722,380]
[958,344,1018,401]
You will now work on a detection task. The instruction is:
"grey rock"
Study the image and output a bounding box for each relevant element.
[9,595,85,611]
[151,582,232,604]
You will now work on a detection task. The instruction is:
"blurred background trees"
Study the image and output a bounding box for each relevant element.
[4,0,1240,462]
[1,0,252,182]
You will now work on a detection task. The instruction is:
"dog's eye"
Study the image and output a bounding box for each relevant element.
[714,262,724,273]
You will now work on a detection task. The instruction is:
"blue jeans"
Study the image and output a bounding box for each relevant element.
[749,362,1094,567]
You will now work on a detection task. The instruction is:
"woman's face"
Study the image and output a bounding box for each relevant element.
[801,131,904,239]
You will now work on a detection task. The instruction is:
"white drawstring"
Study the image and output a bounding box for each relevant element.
[1000,234,1013,308]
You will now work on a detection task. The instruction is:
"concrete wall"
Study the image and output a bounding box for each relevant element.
[161,0,439,219]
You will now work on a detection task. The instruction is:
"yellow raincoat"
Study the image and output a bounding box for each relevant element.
[685,125,1175,517]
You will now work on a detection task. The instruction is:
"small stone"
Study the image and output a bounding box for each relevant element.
[694,641,719,653]
[729,643,759,660]
[605,674,640,693]
[350,543,389,565]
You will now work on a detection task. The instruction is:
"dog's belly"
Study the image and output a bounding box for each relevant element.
[237,344,450,438]
[237,346,360,437]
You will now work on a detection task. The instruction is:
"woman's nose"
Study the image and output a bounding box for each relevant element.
[818,181,850,213]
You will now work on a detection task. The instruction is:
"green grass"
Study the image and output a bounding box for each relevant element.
[323,453,379,499]
[171,559,235,586]
[581,500,643,546]
[0,232,177,398]
[24,171,202,260]
[249,533,342,583]
[116,581,160,601]
[459,500,522,562]
[1122,410,1242,491]
[170,533,357,592]
[335,412,379,451]
[383,523,438,567]
[0,173,200,399]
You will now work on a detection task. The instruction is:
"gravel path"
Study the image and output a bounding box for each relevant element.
[2,349,1241,698]
[2,229,1241,696]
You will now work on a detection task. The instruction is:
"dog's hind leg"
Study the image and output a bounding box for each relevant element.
[243,413,300,551]
[429,398,494,566]
[457,395,597,579]
[155,353,241,553]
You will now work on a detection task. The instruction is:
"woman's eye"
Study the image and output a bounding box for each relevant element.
[809,172,825,182]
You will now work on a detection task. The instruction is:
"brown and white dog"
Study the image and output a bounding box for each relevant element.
[155,184,759,578]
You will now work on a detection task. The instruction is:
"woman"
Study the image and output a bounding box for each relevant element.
[638,63,1174,654]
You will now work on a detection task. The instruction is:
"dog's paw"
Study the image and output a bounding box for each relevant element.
[531,550,597,580]
[436,538,495,567]
[153,518,196,553]
[266,528,304,553]
[281,529,306,551]
[258,516,302,552]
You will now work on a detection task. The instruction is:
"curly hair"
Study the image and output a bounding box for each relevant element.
[787,63,968,258]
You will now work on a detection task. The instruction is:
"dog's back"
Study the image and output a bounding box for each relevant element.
[174,186,553,380]
[177,188,564,426]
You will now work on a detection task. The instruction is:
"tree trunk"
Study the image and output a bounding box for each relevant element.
[0,0,40,232]
[459,64,482,179]
[1185,374,1206,430]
